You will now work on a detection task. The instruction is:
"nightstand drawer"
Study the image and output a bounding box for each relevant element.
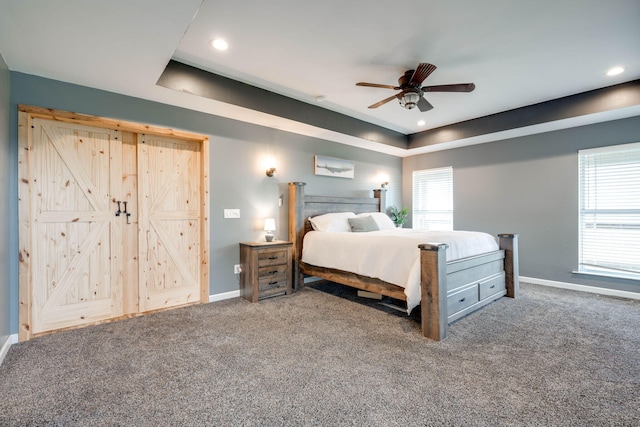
[258,277,287,292]
[258,249,288,266]
[259,282,287,299]
[258,264,288,279]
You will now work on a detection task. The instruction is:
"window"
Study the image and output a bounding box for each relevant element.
[578,142,640,279]
[412,166,453,231]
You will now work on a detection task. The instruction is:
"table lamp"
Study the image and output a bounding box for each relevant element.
[264,218,275,242]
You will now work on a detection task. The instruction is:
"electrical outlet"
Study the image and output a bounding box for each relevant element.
[234,264,242,274]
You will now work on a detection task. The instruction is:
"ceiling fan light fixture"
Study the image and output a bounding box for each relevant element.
[400,91,420,109]
[357,62,474,112]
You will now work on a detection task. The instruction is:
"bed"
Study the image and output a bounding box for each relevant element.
[288,182,519,341]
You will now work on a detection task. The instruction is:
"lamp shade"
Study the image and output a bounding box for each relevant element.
[264,218,276,232]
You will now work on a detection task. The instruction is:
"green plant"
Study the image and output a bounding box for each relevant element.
[389,206,409,226]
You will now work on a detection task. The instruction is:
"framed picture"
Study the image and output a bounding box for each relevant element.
[314,155,355,179]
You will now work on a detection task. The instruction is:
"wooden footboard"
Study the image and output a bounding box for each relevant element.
[420,235,519,340]
[288,182,519,341]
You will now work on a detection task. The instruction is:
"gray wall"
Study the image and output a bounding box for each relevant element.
[403,115,640,294]
[0,54,10,341]
[7,72,402,334]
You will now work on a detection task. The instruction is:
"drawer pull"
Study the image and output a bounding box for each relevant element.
[459,297,466,303]
[268,256,278,260]
[268,281,278,285]
[490,285,495,289]
[269,270,278,275]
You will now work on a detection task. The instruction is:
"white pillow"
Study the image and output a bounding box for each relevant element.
[309,212,356,232]
[356,212,395,230]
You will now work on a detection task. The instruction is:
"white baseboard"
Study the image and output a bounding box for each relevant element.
[520,276,640,300]
[209,290,240,303]
[0,334,18,366]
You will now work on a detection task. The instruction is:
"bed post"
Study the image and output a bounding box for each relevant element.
[372,188,387,213]
[419,243,449,341]
[289,182,306,290]
[498,234,519,298]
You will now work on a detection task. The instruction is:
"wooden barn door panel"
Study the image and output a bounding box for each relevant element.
[137,134,202,312]
[29,118,123,334]
[19,106,209,341]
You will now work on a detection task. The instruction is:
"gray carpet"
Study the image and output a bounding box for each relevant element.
[1,283,638,426]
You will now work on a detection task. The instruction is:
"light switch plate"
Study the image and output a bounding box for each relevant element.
[224,209,240,218]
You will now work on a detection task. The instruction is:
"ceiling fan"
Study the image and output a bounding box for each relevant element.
[356,63,475,112]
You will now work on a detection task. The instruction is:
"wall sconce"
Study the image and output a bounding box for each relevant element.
[264,218,276,242]
[264,156,277,177]
[379,173,389,189]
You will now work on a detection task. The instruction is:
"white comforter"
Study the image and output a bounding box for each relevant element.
[301,229,499,313]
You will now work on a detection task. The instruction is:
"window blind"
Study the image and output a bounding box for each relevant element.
[578,142,640,278]
[412,166,453,231]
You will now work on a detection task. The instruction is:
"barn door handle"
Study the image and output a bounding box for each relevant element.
[115,200,131,224]
[122,201,131,224]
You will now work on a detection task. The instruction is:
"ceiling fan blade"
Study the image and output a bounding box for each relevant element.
[423,83,476,92]
[417,96,433,112]
[368,94,400,109]
[356,82,401,90]
[409,63,437,85]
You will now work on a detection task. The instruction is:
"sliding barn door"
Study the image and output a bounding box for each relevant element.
[27,118,124,334]
[137,134,203,312]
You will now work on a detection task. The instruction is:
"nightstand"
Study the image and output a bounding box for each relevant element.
[239,241,293,302]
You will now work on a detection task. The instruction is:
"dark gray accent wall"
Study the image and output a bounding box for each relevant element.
[7,72,402,335]
[408,80,640,149]
[158,60,407,149]
[0,53,10,341]
[403,115,640,294]
[159,60,640,154]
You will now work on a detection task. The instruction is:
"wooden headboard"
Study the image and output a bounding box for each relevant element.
[288,182,386,289]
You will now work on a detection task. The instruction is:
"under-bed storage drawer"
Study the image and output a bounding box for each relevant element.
[479,272,506,300]
[447,272,507,321]
[447,285,479,315]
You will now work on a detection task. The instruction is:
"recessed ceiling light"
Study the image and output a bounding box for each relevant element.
[417,120,426,126]
[606,66,624,76]
[211,38,228,51]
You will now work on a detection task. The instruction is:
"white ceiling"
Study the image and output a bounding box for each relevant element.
[1,0,639,156]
